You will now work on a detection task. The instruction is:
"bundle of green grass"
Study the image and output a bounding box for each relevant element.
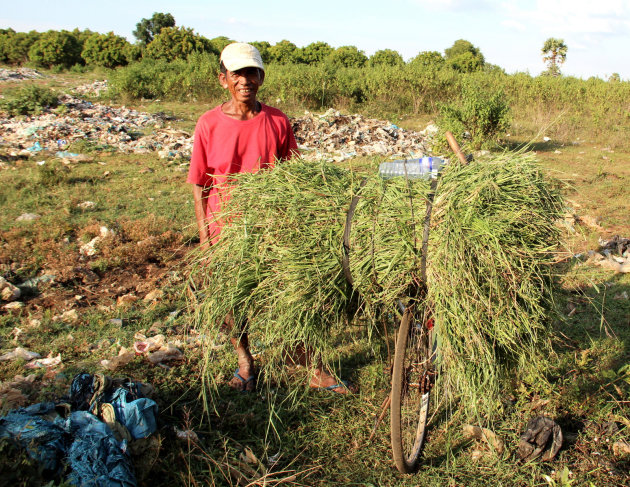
[190,152,563,414]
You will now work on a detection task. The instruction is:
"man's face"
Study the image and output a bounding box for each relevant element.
[219,67,265,104]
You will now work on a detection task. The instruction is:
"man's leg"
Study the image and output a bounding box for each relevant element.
[290,345,355,394]
[224,312,255,391]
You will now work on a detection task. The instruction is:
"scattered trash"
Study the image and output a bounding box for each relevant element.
[0,276,21,301]
[0,67,44,81]
[143,289,163,302]
[462,424,505,456]
[599,235,630,258]
[17,273,56,292]
[73,80,109,97]
[291,109,433,162]
[109,318,124,327]
[0,372,158,486]
[517,416,563,462]
[24,353,62,369]
[54,150,80,159]
[0,347,41,362]
[27,318,41,328]
[175,427,199,442]
[3,301,24,310]
[53,309,79,322]
[79,226,114,256]
[3,92,438,165]
[133,334,165,354]
[11,327,24,341]
[613,440,630,458]
[1,94,189,159]
[116,294,137,307]
[27,141,43,152]
[146,344,184,365]
[15,213,41,222]
[100,348,135,371]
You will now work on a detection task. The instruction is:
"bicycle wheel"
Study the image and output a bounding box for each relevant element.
[390,304,436,473]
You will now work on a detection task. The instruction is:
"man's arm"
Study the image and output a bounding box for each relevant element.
[192,184,210,246]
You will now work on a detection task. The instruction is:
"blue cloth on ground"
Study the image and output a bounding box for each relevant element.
[0,402,69,474]
[105,388,158,440]
[0,373,158,486]
[66,411,136,487]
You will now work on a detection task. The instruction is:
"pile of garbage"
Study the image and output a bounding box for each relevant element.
[578,235,630,274]
[0,68,44,82]
[0,373,157,486]
[291,109,435,162]
[0,94,192,159]
[1,94,436,163]
[73,80,109,97]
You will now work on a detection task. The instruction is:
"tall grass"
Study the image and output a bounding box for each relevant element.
[189,153,564,418]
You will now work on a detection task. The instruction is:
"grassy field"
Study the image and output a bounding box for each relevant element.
[0,71,629,486]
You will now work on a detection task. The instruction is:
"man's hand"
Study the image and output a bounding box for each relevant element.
[192,184,210,246]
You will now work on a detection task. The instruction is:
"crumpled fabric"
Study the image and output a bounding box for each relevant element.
[0,402,69,474]
[66,411,135,487]
[104,388,157,440]
[0,373,158,486]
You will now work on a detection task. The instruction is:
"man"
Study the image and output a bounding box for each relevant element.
[188,43,352,394]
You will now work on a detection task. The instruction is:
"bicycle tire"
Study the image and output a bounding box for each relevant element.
[390,304,435,473]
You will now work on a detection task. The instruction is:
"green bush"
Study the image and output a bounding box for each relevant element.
[82,32,131,68]
[144,26,214,61]
[28,30,82,68]
[0,85,59,116]
[109,52,221,101]
[368,49,404,67]
[444,39,485,73]
[327,45,367,68]
[294,42,333,65]
[0,29,40,65]
[268,40,298,64]
[437,79,511,149]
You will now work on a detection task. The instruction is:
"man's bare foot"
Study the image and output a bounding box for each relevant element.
[309,368,356,394]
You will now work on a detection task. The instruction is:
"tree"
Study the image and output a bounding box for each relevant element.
[0,30,40,65]
[541,38,567,77]
[268,40,298,64]
[82,32,131,68]
[444,39,485,73]
[327,45,368,68]
[368,49,403,67]
[28,30,82,68]
[295,41,333,64]
[133,12,175,45]
[145,26,210,61]
[250,41,271,64]
[209,36,234,54]
[409,50,445,69]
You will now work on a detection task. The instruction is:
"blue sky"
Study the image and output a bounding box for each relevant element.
[2,0,629,79]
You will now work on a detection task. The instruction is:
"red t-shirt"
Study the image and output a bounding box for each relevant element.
[187,103,299,242]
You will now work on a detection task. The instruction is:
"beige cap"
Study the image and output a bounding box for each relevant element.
[220,43,264,72]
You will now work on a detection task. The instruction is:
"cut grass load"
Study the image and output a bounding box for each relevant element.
[190,152,564,418]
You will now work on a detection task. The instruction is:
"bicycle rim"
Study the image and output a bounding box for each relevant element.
[390,305,435,473]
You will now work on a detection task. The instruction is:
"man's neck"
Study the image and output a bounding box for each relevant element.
[221,100,261,120]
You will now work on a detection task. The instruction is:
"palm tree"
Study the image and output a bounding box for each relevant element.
[541,38,567,76]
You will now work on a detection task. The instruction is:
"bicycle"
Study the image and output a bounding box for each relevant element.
[388,132,467,473]
[390,301,437,473]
